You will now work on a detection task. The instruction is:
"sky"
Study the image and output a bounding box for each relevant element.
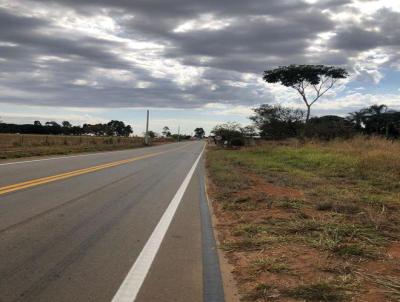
[0,0,399,135]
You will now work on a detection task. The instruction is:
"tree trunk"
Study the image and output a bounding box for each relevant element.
[306,105,311,122]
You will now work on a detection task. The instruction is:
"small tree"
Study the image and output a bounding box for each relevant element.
[211,122,244,146]
[241,125,258,137]
[354,104,400,137]
[123,125,133,137]
[304,115,355,140]
[45,121,60,127]
[147,130,156,138]
[162,126,171,137]
[263,65,348,122]
[106,120,126,136]
[250,104,305,139]
[194,127,205,138]
[347,111,365,131]
[62,121,72,128]
[367,104,388,115]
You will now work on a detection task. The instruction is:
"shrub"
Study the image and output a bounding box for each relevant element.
[250,104,305,140]
[303,115,356,140]
[285,282,345,301]
[231,137,245,146]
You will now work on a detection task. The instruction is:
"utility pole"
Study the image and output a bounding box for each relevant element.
[178,125,180,142]
[145,110,149,145]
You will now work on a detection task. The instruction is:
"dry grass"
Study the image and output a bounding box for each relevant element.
[206,136,400,302]
[0,133,171,159]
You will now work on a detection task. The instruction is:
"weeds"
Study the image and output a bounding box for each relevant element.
[357,272,400,300]
[333,244,377,259]
[251,257,290,274]
[206,137,400,301]
[276,198,303,209]
[232,224,268,238]
[222,201,257,211]
[285,282,345,301]
[334,202,361,214]
[220,238,267,252]
[244,283,277,301]
[315,200,334,211]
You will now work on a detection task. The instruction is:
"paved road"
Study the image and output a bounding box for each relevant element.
[0,142,224,302]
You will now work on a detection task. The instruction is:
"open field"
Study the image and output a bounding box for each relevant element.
[206,136,400,302]
[0,133,171,159]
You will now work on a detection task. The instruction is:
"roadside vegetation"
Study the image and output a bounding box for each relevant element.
[210,65,399,148]
[207,64,400,301]
[0,133,175,159]
[206,136,400,301]
[0,120,198,159]
[0,120,134,136]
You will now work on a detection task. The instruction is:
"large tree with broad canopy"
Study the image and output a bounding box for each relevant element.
[263,65,348,122]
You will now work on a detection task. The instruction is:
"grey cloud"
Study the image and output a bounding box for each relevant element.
[330,27,385,51]
[330,8,400,51]
[122,5,336,75]
[0,8,46,32]
[32,0,310,18]
[166,17,330,58]
[0,0,398,110]
[0,8,132,68]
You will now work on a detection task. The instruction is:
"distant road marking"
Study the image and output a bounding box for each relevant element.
[111,145,205,302]
[0,144,188,196]
[0,143,181,166]
[0,152,107,166]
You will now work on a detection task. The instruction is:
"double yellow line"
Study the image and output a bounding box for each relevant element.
[0,147,178,196]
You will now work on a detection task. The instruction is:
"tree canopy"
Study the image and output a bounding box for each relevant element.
[250,104,305,139]
[263,65,348,121]
[194,127,205,138]
[211,122,245,146]
[162,126,171,137]
[147,130,156,138]
[249,103,400,141]
[347,104,400,138]
[0,120,133,136]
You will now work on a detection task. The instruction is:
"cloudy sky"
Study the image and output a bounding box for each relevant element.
[0,0,399,135]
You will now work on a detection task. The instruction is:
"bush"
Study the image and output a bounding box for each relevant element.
[250,104,305,140]
[303,115,355,140]
[231,137,245,146]
[211,122,245,146]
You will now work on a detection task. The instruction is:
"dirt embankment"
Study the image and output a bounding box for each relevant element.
[206,140,400,302]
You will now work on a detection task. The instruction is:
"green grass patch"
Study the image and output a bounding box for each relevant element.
[232,224,269,238]
[251,257,290,274]
[333,244,377,259]
[220,238,267,252]
[276,197,304,209]
[285,282,346,301]
[206,139,400,301]
[244,283,276,301]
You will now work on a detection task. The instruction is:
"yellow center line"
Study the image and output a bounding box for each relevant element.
[0,144,188,196]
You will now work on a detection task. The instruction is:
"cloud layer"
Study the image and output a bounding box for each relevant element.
[0,0,399,111]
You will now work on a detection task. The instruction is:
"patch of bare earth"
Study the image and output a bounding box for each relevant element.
[207,159,400,301]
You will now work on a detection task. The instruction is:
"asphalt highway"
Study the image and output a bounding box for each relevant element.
[0,141,224,302]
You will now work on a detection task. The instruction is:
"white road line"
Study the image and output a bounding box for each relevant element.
[0,143,183,166]
[111,144,205,302]
[0,152,107,166]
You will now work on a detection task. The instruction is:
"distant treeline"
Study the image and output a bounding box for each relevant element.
[251,104,400,140]
[212,104,400,146]
[0,120,133,137]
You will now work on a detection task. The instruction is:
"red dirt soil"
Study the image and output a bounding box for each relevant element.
[208,168,400,301]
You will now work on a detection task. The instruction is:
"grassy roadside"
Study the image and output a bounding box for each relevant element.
[0,141,170,160]
[206,136,400,302]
